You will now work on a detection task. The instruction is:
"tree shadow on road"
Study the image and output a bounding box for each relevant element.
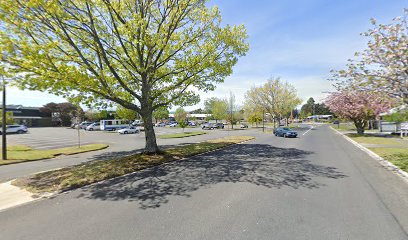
[76,144,347,209]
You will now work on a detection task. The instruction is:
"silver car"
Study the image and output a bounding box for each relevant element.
[0,125,28,134]
[86,122,100,131]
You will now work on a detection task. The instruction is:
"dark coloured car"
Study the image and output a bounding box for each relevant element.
[213,123,224,129]
[201,123,215,130]
[333,120,340,124]
[274,127,298,138]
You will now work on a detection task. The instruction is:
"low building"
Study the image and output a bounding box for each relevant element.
[168,113,212,121]
[1,105,52,127]
[306,115,333,120]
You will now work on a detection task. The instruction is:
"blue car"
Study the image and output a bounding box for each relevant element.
[274,127,298,138]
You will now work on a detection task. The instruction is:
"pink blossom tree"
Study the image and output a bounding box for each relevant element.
[331,9,408,104]
[325,91,394,134]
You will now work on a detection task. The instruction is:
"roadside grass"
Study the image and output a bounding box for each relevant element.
[12,136,254,194]
[334,123,357,132]
[158,131,206,139]
[346,134,404,146]
[346,133,408,172]
[0,144,109,164]
[369,148,408,172]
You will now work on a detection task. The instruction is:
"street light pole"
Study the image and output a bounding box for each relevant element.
[2,75,7,160]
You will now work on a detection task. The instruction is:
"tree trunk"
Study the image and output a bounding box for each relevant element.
[142,108,160,154]
[353,119,366,135]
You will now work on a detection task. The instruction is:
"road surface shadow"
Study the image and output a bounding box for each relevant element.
[77,144,346,209]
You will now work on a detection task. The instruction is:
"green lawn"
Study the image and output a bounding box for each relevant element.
[346,133,408,172]
[158,131,206,139]
[346,134,403,146]
[369,148,408,172]
[0,144,109,165]
[12,136,254,193]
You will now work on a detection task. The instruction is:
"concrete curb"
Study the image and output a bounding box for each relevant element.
[330,126,408,183]
[0,181,39,213]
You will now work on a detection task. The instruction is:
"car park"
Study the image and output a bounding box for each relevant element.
[118,126,140,134]
[274,127,298,138]
[0,125,28,134]
[86,122,101,131]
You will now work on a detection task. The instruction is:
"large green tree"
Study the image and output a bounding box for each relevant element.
[0,0,248,153]
[245,77,302,127]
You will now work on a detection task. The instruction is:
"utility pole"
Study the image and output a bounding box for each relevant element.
[262,110,265,132]
[2,75,7,160]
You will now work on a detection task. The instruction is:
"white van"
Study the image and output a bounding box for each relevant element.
[100,120,130,131]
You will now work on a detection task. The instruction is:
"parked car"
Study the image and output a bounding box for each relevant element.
[86,122,101,131]
[213,123,224,129]
[118,126,140,134]
[155,122,166,127]
[274,127,298,138]
[169,122,178,127]
[188,121,197,126]
[0,125,28,134]
[70,123,78,129]
[79,121,94,129]
[132,120,143,126]
[202,123,215,130]
[333,120,340,124]
[240,123,248,128]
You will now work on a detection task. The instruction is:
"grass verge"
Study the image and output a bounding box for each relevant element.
[158,131,206,139]
[0,144,109,164]
[346,133,408,173]
[369,148,408,172]
[12,136,254,193]
[346,134,404,146]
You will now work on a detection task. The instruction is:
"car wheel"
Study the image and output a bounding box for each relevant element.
[89,128,94,131]
[17,130,25,134]
[112,128,116,131]
[124,131,128,134]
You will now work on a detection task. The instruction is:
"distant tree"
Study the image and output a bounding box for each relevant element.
[190,108,204,114]
[227,92,239,128]
[204,97,219,114]
[115,106,137,121]
[39,102,59,117]
[247,113,263,127]
[325,90,394,134]
[174,108,188,132]
[212,98,228,122]
[383,110,408,123]
[245,77,302,127]
[300,97,316,116]
[41,102,79,126]
[153,107,169,122]
[0,112,14,125]
[314,103,332,115]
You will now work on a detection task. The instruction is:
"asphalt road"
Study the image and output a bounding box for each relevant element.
[1,124,408,239]
[0,126,258,182]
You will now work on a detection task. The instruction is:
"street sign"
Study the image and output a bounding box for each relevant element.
[401,122,408,130]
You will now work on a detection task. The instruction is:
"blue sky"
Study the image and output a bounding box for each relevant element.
[8,0,407,110]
